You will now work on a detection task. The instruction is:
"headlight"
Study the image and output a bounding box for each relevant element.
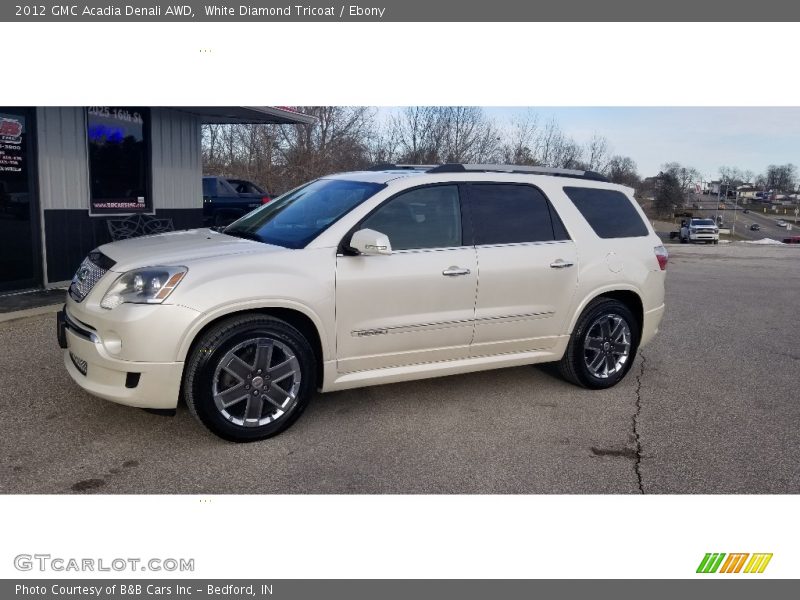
[100,266,187,309]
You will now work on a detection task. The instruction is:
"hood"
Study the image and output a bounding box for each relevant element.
[98,228,285,272]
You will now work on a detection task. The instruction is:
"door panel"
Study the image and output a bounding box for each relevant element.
[462,182,578,357]
[336,247,477,373]
[470,241,579,356]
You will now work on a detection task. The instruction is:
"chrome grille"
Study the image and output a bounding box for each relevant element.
[68,251,116,302]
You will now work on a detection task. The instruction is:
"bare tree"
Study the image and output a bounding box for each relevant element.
[501,112,541,165]
[605,155,640,188]
[662,162,701,196]
[654,171,683,217]
[584,134,611,172]
[763,163,797,193]
[388,107,501,164]
[202,107,649,198]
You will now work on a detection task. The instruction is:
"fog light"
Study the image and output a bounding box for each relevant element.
[69,352,88,376]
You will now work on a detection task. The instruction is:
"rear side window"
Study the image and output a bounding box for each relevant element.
[563,186,648,238]
[466,184,565,245]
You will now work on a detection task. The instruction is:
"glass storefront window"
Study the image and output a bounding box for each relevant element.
[0,108,39,291]
[87,107,151,213]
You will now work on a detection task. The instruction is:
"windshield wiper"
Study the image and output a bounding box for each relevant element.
[222,229,265,243]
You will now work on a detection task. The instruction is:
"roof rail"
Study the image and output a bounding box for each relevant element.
[366,163,436,171]
[366,163,608,181]
[428,163,609,182]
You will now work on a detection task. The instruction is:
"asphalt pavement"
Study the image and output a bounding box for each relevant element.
[1,243,798,494]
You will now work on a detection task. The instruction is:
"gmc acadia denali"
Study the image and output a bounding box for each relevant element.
[57,164,667,442]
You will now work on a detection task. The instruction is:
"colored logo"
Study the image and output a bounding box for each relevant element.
[0,117,23,142]
[697,553,773,574]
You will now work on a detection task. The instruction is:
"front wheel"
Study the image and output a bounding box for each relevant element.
[558,298,640,389]
[184,315,317,442]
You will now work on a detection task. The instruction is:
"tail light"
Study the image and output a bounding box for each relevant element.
[654,245,668,271]
[260,195,272,204]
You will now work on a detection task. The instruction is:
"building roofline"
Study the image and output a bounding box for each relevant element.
[175,106,317,125]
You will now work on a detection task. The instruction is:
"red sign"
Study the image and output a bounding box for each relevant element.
[0,117,23,141]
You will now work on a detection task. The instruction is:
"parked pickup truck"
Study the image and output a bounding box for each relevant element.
[202,176,272,227]
[680,218,719,244]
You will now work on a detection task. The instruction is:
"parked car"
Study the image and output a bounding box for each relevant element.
[776,220,788,228]
[750,223,761,231]
[202,176,272,227]
[680,218,720,244]
[57,164,667,442]
[783,236,800,244]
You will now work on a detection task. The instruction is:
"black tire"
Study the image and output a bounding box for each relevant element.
[184,314,317,442]
[557,297,640,390]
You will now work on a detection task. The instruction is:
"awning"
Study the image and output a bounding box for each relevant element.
[175,106,316,125]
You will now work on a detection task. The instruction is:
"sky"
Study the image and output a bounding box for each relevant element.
[380,107,800,180]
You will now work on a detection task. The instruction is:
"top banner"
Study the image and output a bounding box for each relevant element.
[3,1,800,21]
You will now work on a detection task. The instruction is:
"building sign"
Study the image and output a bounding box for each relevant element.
[87,106,151,213]
[0,114,25,173]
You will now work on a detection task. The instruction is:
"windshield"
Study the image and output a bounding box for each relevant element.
[693,219,716,226]
[223,178,385,249]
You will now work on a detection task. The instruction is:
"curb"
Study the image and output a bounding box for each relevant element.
[0,303,62,324]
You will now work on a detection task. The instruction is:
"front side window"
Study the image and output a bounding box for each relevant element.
[87,107,150,213]
[466,184,560,245]
[564,186,648,238]
[224,178,385,249]
[359,185,462,251]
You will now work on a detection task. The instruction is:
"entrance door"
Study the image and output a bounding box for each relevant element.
[0,108,40,292]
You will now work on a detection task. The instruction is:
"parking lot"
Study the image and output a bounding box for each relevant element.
[1,242,798,494]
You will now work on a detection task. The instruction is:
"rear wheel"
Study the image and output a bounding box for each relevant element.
[184,315,317,442]
[558,298,639,389]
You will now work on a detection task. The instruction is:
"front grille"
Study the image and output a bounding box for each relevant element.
[68,251,116,302]
[69,352,88,376]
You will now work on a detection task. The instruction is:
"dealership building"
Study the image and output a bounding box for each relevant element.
[0,106,314,294]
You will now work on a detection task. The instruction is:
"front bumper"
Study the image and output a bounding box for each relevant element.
[689,233,719,241]
[57,305,188,409]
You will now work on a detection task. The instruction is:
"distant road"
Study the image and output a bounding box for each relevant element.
[684,194,798,241]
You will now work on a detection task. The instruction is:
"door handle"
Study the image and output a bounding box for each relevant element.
[549,259,574,269]
[442,266,471,276]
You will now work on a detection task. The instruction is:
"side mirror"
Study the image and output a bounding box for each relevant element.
[350,228,392,256]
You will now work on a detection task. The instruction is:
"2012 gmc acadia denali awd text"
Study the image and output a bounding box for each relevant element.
[57,164,667,442]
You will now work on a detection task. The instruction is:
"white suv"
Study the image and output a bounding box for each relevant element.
[57,164,667,442]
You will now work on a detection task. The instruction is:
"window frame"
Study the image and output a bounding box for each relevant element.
[461,181,572,248]
[340,182,470,255]
[85,106,153,216]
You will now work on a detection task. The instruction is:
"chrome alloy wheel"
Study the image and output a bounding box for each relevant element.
[212,338,302,427]
[583,313,632,379]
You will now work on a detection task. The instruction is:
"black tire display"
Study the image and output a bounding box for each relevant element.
[557,297,640,390]
[184,314,317,442]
